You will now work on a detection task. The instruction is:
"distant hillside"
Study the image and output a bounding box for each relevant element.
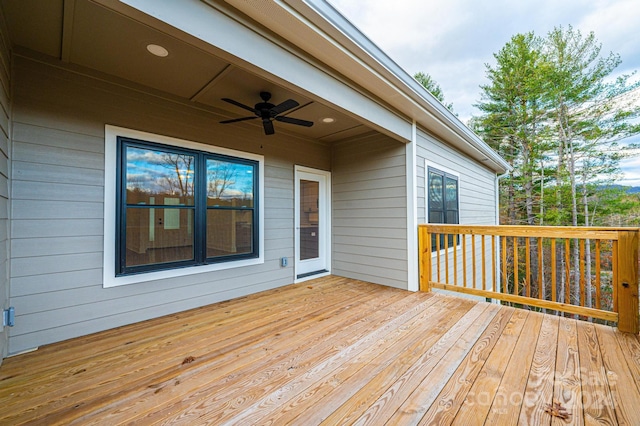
[600,184,640,194]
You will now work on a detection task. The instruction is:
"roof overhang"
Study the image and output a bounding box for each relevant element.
[221,0,511,174]
[108,0,509,173]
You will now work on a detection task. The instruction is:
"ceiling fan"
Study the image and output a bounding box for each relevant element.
[220,92,314,135]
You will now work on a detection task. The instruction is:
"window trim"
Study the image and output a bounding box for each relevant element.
[104,125,264,288]
[425,161,460,255]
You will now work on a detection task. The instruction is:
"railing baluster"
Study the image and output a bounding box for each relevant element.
[513,237,519,296]
[501,236,507,295]
[565,239,570,305]
[445,232,449,284]
[538,237,543,300]
[491,235,496,293]
[595,240,601,310]
[525,238,531,298]
[551,239,556,302]
[579,239,586,307]
[481,235,486,291]
[472,235,477,290]
[453,233,458,286]
[436,234,441,284]
[462,234,467,288]
[612,240,618,313]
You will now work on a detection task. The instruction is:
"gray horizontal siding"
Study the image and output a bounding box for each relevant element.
[8,56,331,354]
[0,13,9,362]
[417,129,497,225]
[418,129,498,295]
[332,133,407,289]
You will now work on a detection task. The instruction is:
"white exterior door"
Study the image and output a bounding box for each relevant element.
[295,166,331,280]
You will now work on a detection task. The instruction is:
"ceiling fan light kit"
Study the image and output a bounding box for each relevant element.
[220,92,314,135]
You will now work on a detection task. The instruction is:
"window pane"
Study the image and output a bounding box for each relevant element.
[428,172,443,209]
[300,179,320,260]
[207,209,253,258]
[446,211,458,224]
[125,207,194,266]
[429,211,444,223]
[126,146,195,205]
[445,177,458,210]
[206,159,254,208]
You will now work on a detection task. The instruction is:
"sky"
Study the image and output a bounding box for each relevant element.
[329,0,640,185]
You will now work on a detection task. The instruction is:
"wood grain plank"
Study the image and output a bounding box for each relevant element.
[483,311,544,425]
[613,331,640,396]
[518,314,559,425]
[353,303,499,425]
[381,304,502,425]
[123,290,432,425]
[283,298,475,426]
[1,277,353,379]
[45,284,391,425]
[595,325,640,425]
[452,309,529,426]
[552,317,583,426]
[1,278,372,423]
[576,321,617,425]
[313,300,483,426]
[268,301,473,424]
[1,276,634,425]
[417,306,515,425]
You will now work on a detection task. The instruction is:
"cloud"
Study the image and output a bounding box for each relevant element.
[329,0,640,124]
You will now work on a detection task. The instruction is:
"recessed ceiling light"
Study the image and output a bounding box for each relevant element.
[146,44,169,57]
[321,117,335,123]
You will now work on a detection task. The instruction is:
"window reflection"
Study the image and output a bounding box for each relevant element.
[118,139,258,275]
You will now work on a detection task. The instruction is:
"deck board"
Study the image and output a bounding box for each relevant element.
[1,276,638,425]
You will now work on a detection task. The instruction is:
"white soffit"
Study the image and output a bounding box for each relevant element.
[113,0,412,143]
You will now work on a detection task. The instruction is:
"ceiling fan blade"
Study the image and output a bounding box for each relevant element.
[221,98,259,114]
[275,116,314,127]
[263,119,275,135]
[220,116,258,124]
[270,99,299,116]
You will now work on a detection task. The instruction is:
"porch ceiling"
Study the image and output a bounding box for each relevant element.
[0,0,371,141]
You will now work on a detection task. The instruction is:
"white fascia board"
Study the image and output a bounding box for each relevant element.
[263,0,510,174]
[114,0,412,142]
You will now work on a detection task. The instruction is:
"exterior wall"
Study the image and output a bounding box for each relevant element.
[332,132,408,289]
[417,129,497,225]
[8,56,331,355]
[417,129,499,292]
[0,13,11,361]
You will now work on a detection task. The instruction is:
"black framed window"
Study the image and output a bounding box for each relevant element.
[428,166,459,249]
[117,137,258,275]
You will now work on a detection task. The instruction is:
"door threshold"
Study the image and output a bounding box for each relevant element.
[296,269,329,281]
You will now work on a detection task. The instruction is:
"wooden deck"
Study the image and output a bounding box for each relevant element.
[1,276,639,425]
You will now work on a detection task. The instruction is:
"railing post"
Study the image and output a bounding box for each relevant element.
[617,230,639,334]
[419,226,431,292]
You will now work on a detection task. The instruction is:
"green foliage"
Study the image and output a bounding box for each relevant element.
[413,71,454,112]
[475,26,640,226]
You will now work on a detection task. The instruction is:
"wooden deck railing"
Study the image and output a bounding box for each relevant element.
[418,224,639,333]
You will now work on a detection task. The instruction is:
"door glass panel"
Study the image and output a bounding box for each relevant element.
[300,179,319,260]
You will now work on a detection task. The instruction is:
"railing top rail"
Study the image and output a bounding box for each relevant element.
[419,224,640,240]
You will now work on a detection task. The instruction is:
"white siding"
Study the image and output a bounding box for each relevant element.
[332,132,408,289]
[0,12,10,361]
[8,56,331,354]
